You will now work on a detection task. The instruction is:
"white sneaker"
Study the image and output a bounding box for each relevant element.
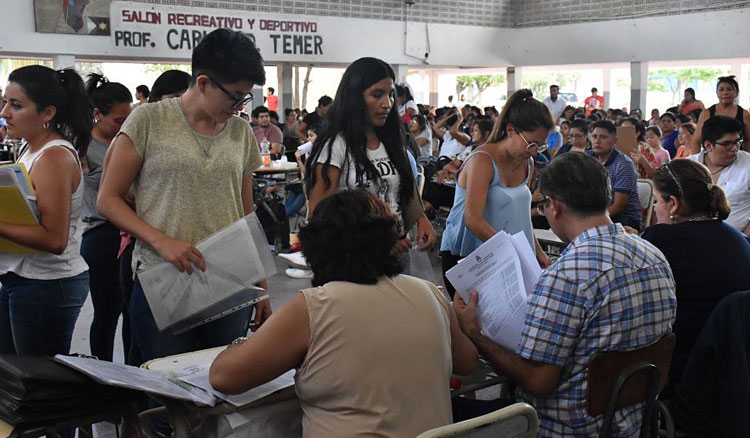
[279,252,307,268]
[286,268,313,279]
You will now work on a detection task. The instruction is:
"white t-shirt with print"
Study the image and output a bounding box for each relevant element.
[317,135,402,219]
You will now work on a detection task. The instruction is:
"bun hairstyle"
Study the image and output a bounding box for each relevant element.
[717,75,739,92]
[8,65,93,155]
[487,89,554,143]
[86,73,132,115]
[653,159,730,221]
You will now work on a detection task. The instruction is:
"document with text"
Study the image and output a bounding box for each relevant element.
[446,231,541,350]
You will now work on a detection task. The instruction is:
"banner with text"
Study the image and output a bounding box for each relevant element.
[110,1,324,60]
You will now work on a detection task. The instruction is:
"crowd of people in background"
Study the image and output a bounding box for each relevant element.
[1,26,749,436]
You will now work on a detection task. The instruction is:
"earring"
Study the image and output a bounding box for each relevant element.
[669,214,676,220]
[42,121,50,130]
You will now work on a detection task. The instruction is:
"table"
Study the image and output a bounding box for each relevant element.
[142,347,301,438]
[253,165,301,186]
[533,228,567,256]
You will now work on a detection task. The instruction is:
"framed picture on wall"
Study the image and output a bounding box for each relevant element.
[34,0,110,35]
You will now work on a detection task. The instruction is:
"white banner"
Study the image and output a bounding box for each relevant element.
[110,1,325,60]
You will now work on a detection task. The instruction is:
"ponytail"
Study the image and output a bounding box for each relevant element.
[86,73,132,116]
[707,183,731,220]
[488,89,553,143]
[56,69,93,156]
[8,65,93,156]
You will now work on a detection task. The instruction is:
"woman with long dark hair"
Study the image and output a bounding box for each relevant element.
[80,73,133,362]
[0,65,93,355]
[306,57,435,252]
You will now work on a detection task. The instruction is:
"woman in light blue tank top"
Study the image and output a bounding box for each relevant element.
[440,90,554,296]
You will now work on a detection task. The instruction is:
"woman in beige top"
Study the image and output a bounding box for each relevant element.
[211,190,478,438]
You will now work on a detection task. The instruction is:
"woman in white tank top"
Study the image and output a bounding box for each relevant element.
[0,65,92,356]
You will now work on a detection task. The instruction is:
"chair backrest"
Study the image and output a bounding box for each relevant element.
[415,403,538,438]
[432,138,441,157]
[416,164,426,197]
[587,333,676,437]
[637,179,655,226]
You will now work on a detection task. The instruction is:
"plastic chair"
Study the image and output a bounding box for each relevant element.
[587,333,676,438]
[637,179,655,227]
[416,164,426,197]
[416,402,538,438]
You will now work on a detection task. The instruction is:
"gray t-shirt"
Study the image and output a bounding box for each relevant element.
[82,137,109,231]
[119,98,261,273]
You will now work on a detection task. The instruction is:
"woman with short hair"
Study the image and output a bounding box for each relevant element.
[210,190,478,438]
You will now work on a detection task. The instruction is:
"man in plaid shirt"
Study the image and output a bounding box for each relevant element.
[455,152,676,437]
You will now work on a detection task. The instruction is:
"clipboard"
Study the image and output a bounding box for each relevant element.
[616,125,637,157]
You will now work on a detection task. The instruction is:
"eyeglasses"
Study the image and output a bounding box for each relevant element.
[536,196,551,216]
[712,139,743,150]
[662,163,683,197]
[206,74,254,109]
[519,131,548,154]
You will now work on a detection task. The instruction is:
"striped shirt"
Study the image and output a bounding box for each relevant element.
[516,223,676,437]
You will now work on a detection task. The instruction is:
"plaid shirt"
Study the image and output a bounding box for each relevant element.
[516,224,676,437]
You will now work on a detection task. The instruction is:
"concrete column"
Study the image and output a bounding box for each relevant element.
[428,70,439,108]
[392,64,409,85]
[602,68,612,110]
[251,84,264,111]
[507,66,522,96]
[53,55,76,69]
[730,62,743,105]
[630,61,649,113]
[277,62,294,113]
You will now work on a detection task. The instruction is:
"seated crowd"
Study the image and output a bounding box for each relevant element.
[1,27,749,438]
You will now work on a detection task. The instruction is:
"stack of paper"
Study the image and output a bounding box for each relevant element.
[139,213,278,334]
[445,231,542,350]
[0,162,40,254]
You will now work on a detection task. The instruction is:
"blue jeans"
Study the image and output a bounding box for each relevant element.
[130,278,252,363]
[284,191,306,217]
[0,271,89,355]
[81,222,124,361]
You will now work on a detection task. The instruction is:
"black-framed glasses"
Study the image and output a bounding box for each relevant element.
[536,196,551,216]
[519,131,548,154]
[206,74,254,109]
[712,139,743,150]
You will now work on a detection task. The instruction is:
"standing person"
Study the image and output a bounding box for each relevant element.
[692,76,750,152]
[677,87,704,116]
[396,83,418,123]
[440,89,553,297]
[265,87,278,112]
[134,85,149,107]
[584,87,604,116]
[81,73,133,362]
[296,95,332,142]
[97,29,272,365]
[305,57,436,254]
[147,70,191,103]
[0,65,93,355]
[543,84,566,121]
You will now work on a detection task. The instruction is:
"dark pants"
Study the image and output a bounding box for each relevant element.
[129,278,252,363]
[0,272,89,355]
[452,397,515,422]
[119,240,138,365]
[440,251,462,299]
[81,222,124,361]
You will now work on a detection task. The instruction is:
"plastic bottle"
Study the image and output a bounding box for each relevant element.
[260,137,271,167]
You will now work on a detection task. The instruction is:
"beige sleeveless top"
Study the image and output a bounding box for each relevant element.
[295,275,453,438]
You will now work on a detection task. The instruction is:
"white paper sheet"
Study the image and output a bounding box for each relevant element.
[139,213,277,331]
[179,365,296,409]
[54,355,217,406]
[445,231,531,350]
[510,231,543,295]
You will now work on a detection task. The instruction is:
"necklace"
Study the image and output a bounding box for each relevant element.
[178,97,215,162]
[686,215,714,222]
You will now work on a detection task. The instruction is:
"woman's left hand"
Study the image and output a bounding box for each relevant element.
[415,214,436,250]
